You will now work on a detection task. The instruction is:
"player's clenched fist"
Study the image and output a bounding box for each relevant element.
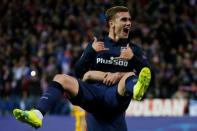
[92,37,109,52]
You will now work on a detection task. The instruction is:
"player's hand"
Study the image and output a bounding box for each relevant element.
[103,72,121,86]
[114,44,133,60]
[92,37,109,52]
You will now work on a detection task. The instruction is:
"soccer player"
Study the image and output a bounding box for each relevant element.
[71,106,86,131]
[13,6,152,131]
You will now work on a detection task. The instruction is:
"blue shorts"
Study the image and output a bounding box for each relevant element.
[69,80,131,131]
[69,80,131,116]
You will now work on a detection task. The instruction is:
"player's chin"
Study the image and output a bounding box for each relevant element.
[120,32,129,38]
[121,35,129,39]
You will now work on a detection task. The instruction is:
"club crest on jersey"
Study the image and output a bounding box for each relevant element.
[96,57,128,67]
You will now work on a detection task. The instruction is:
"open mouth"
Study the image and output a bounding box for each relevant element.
[123,28,130,35]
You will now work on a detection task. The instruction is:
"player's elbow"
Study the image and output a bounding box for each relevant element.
[82,71,91,81]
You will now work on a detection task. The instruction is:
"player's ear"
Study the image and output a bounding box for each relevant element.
[109,20,115,28]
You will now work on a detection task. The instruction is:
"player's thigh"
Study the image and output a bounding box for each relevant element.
[117,72,135,96]
[69,81,107,112]
[53,74,79,97]
[103,85,130,113]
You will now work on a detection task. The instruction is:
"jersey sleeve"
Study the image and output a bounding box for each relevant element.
[129,43,155,87]
[128,44,149,73]
[75,42,97,78]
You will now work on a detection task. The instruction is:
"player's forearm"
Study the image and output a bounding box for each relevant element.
[82,71,107,81]
[82,71,129,82]
[117,72,128,78]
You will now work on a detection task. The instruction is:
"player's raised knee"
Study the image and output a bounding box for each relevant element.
[53,74,79,93]
[53,74,70,85]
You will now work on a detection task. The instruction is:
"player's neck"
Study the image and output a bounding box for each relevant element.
[108,32,119,42]
[108,34,129,43]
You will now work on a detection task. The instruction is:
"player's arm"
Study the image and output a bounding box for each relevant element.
[82,71,107,82]
[75,37,108,78]
[83,71,129,86]
[129,44,155,87]
[114,43,151,74]
[75,42,96,78]
[114,43,154,86]
[129,44,152,74]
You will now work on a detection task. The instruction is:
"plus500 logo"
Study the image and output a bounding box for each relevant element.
[96,58,128,67]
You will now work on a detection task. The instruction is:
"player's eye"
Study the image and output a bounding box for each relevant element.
[120,17,132,22]
[121,18,127,22]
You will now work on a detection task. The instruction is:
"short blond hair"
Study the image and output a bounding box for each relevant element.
[105,6,129,22]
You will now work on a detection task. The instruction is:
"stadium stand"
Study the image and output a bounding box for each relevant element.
[0,0,196,116]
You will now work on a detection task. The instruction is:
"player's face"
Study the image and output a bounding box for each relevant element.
[111,12,132,39]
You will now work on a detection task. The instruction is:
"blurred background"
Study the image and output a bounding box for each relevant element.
[0,0,196,131]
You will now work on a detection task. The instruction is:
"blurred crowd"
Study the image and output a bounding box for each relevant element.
[0,0,196,115]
